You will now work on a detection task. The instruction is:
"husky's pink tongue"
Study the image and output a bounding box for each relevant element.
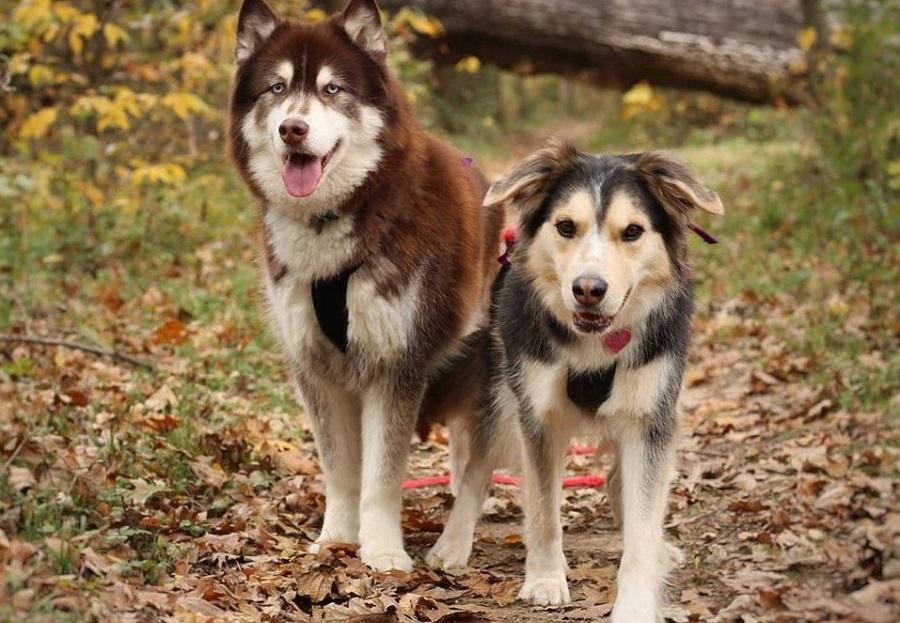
[603,329,632,354]
[281,155,323,198]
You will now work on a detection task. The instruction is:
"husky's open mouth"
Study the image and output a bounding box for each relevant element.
[281,140,341,198]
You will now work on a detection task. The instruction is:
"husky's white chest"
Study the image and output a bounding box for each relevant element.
[266,271,422,371]
[264,212,423,375]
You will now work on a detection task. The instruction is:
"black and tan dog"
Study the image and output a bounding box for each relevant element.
[428,141,723,622]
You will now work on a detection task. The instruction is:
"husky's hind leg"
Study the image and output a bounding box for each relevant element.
[427,445,496,570]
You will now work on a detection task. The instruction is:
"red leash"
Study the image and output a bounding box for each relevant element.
[402,474,606,490]
[402,445,606,490]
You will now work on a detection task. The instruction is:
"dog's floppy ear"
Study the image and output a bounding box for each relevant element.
[635,152,724,216]
[338,0,387,58]
[236,0,279,64]
[484,139,581,224]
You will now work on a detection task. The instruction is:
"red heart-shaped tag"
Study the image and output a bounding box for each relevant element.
[603,329,632,353]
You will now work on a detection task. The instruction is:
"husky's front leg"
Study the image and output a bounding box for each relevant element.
[296,374,362,550]
[518,416,572,606]
[611,413,678,623]
[357,378,423,572]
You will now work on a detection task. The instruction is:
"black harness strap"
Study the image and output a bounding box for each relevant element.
[567,364,617,412]
[312,264,360,353]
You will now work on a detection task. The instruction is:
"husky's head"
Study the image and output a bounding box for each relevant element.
[487,140,724,336]
[230,0,390,210]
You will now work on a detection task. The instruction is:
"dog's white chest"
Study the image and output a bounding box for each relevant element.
[266,276,321,364]
[345,269,422,360]
[598,355,676,419]
[265,209,358,282]
[265,264,422,369]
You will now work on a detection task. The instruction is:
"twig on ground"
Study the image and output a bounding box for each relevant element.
[0,334,154,370]
[1,434,29,472]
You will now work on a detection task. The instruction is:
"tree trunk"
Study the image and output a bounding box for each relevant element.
[381,0,807,103]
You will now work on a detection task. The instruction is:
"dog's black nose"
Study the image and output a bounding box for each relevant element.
[279,118,309,146]
[572,275,608,307]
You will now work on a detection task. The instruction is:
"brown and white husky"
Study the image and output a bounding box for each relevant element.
[229,0,504,572]
[427,141,724,622]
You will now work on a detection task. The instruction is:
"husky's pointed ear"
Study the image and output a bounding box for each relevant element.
[236,0,279,64]
[635,152,724,217]
[484,139,582,227]
[338,0,387,58]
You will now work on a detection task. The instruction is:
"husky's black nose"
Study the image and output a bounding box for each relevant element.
[572,275,608,307]
[279,118,309,146]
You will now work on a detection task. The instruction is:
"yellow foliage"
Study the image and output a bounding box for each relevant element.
[830,26,854,51]
[13,0,53,30]
[887,160,900,191]
[393,8,444,38]
[68,12,100,56]
[53,3,80,23]
[28,64,60,86]
[103,22,130,48]
[130,161,187,187]
[621,81,666,120]
[18,107,59,140]
[306,8,328,23]
[71,90,157,132]
[9,53,31,77]
[43,23,60,43]
[161,92,210,121]
[797,27,818,52]
[455,56,481,74]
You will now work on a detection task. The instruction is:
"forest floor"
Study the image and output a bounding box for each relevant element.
[1,125,897,622]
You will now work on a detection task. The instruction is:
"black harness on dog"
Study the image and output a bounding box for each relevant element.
[305,210,361,353]
[312,264,360,353]
[567,365,617,412]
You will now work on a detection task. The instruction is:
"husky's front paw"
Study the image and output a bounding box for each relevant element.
[611,584,659,623]
[518,573,571,606]
[359,547,414,573]
[426,533,472,571]
[308,527,359,554]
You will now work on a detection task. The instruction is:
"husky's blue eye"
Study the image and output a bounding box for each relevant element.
[323,83,341,95]
[270,83,285,94]
[622,224,644,241]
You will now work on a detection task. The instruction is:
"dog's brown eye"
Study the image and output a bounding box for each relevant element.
[555,219,576,239]
[323,83,341,95]
[622,224,644,241]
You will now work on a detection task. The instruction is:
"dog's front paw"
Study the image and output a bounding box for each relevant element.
[359,547,414,573]
[611,584,659,623]
[308,528,359,554]
[425,533,472,571]
[518,574,571,606]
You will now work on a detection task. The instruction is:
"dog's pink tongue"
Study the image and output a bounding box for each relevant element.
[281,156,323,198]
[603,329,632,354]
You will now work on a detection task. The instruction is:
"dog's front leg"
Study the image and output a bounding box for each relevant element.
[611,414,678,623]
[357,377,423,572]
[518,415,572,606]
[296,373,362,550]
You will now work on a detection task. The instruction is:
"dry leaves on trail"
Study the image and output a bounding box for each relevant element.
[1,263,896,623]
